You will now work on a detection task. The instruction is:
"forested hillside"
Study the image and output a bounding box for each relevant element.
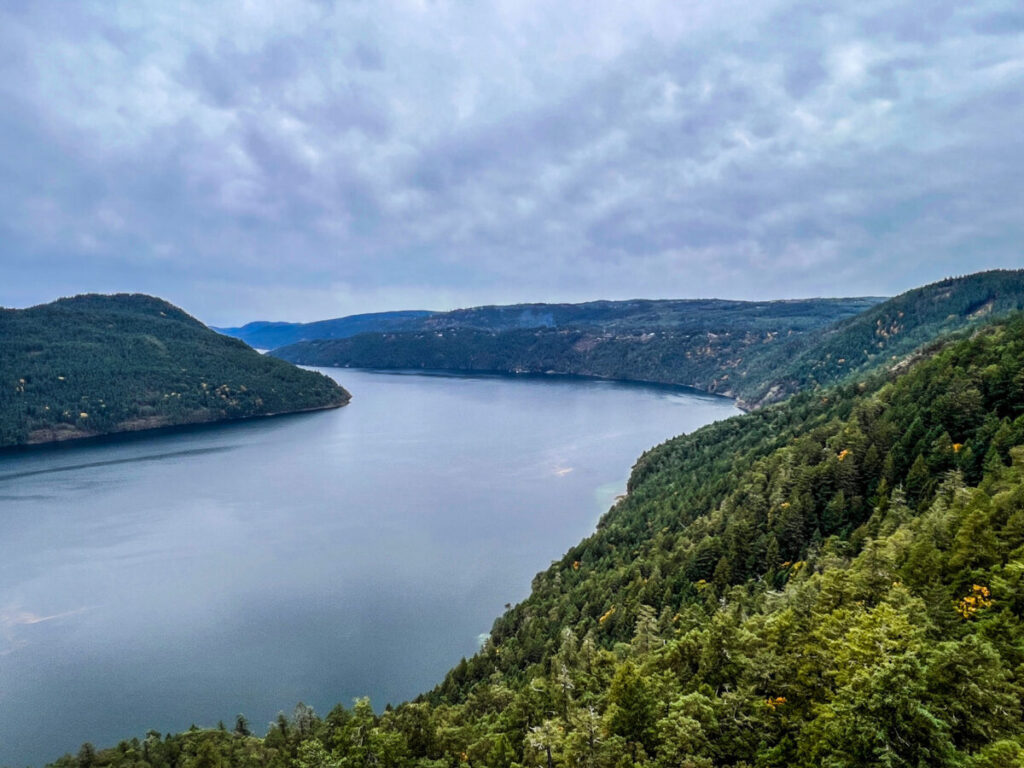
[0,294,350,447]
[273,271,1024,411]
[416,298,883,334]
[274,325,788,400]
[271,297,883,403]
[49,310,1024,766]
[220,298,881,351]
[737,269,1024,406]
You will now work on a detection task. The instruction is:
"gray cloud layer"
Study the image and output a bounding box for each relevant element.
[1,0,1022,323]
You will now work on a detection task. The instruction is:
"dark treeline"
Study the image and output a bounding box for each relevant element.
[0,294,349,447]
[46,308,1024,766]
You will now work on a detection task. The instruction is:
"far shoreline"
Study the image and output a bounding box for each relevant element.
[301,363,747,409]
[0,400,348,457]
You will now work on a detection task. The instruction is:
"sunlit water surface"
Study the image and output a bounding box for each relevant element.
[0,369,738,765]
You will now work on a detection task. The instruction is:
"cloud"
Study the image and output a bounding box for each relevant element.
[0,0,1021,323]
[0,605,91,655]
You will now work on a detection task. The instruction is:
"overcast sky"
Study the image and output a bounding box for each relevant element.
[1,0,1022,324]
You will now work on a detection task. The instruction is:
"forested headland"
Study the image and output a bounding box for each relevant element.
[43,280,1024,767]
[0,294,350,448]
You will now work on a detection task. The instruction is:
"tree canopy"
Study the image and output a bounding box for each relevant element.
[0,294,349,447]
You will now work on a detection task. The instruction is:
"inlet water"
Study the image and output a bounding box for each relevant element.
[0,369,738,765]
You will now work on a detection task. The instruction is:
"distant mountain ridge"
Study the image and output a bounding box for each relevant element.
[0,293,350,447]
[214,310,437,350]
[217,298,887,349]
[269,296,887,405]
[270,271,1024,409]
[421,298,889,332]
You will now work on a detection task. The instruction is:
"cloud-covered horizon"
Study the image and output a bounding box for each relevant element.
[1,0,1022,324]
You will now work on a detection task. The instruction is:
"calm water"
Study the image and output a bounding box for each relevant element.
[0,369,737,765]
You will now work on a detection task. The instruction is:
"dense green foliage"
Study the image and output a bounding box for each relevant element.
[740,269,1024,405]
[49,309,1024,767]
[274,271,1024,410]
[0,294,350,447]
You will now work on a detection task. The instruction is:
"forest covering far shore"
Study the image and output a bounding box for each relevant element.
[268,271,1024,409]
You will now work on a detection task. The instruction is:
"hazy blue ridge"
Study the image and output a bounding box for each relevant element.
[213,310,438,349]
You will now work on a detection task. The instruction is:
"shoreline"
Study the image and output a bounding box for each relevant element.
[0,399,349,456]
[303,363,747,409]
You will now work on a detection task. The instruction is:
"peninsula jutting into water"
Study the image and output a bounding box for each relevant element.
[0,294,349,448]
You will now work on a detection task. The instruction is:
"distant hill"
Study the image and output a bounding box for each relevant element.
[272,271,1024,409]
[214,310,437,349]
[270,297,884,401]
[0,294,350,447]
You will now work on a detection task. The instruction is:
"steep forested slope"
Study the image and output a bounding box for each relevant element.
[48,312,1024,767]
[0,294,350,447]
[736,269,1024,406]
[273,325,782,398]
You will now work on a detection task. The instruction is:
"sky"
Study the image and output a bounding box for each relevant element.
[0,0,1022,325]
